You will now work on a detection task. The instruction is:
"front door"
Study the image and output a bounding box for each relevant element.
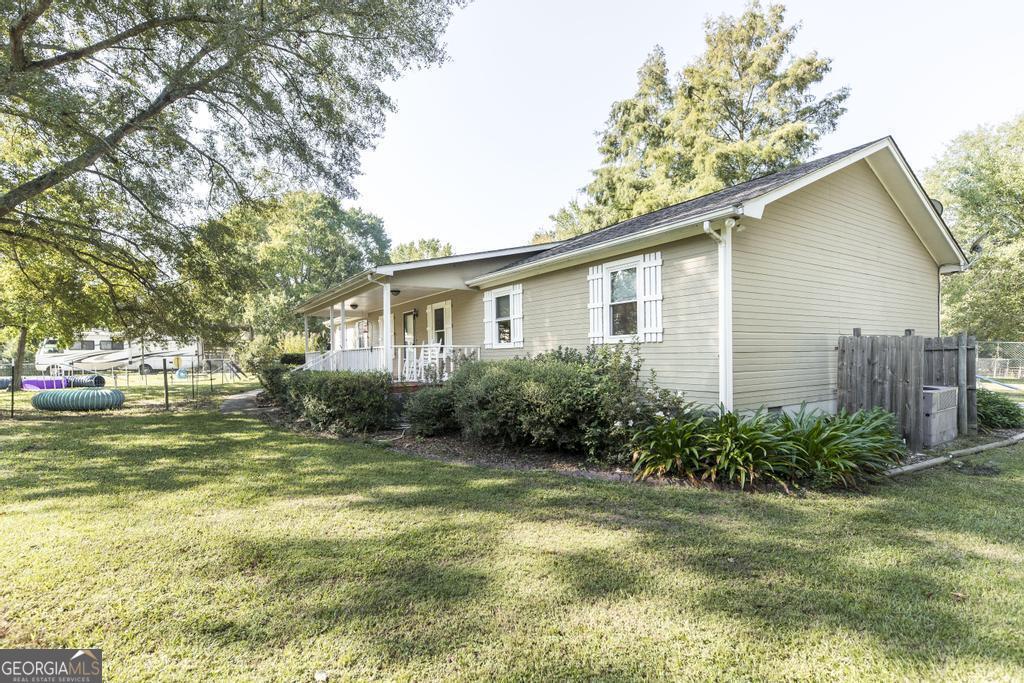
[426,300,452,346]
[432,305,446,345]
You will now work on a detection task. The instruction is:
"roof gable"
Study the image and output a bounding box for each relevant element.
[469,137,966,287]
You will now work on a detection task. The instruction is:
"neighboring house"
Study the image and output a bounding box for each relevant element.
[294,137,967,412]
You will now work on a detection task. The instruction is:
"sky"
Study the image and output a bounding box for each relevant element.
[347,0,1024,253]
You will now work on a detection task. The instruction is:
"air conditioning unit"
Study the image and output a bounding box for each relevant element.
[922,385,958,448]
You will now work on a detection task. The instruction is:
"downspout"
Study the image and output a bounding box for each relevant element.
[706,218,736,411]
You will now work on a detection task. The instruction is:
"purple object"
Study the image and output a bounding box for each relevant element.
[21,376,69,390]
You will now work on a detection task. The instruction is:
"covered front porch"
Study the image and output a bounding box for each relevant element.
[294,264,480,383]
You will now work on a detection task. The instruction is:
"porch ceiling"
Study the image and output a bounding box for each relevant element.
[301,276,456,319]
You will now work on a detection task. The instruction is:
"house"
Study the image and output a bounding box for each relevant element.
[294,137,967,412]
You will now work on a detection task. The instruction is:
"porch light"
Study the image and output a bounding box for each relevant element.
[391,289,401,296]
[349,303,358,310]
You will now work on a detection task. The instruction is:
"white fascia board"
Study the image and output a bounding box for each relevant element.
[874,142,969,267]
[466,206,741,288]
[742,139,892,219]
[743,137,968,268]
[378,243,562,275]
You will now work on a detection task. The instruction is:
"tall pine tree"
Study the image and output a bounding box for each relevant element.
[538,2,849,242]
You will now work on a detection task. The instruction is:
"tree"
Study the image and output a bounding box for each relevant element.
[390,238,454,263]
[926,115,1024,339]
[538,1,849,242]
[220,192,389,341]
[0,0,460,315]
[0,244,114,390]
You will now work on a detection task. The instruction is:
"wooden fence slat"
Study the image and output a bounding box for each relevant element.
[967,336,978,434]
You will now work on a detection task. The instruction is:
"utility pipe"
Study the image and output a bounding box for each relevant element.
[885,431,1024,477]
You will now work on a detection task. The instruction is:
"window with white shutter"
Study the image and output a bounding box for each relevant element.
[589,252,663,344]
[483,284,523,349]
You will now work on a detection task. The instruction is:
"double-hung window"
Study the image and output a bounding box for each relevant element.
[483,284,523,349]
[588,252,662,344]
[607,263,639,339]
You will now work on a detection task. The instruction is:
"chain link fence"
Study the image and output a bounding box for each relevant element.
[976,341,1024,379]
[2,354,251,417]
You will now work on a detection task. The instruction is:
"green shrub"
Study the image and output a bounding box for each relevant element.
[441,344,685,462]
[279,353,306,366]
[405,386,459,436]
[280,370,392,433]
[256,362,289,401]
[778,407,904,488]
[238,335,279,374]
[977,388,1024,429]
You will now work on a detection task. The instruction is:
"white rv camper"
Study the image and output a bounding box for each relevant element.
[35,330,200,374]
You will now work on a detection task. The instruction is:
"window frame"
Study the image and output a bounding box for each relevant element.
[488,284,519,349]
[100,340,125,351]
[602,256,641,342]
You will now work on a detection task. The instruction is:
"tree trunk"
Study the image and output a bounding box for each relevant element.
[12,326,28,392]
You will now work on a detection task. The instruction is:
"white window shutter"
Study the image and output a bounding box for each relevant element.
[588,265,604,344]
[425,303,434,343]
[510,283,524,348]
[443,300,453,345]
[482,292,494,349]
[639,251,663,343]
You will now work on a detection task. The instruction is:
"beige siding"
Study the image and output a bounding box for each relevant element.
[478,239,720,403]
[732,160,939,410]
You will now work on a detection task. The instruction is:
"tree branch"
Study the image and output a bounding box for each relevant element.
[7,0,52,71]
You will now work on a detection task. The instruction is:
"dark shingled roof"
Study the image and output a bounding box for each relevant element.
[492,139,885,275]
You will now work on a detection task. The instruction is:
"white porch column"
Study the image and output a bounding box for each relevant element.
[381,284,393,376]
[328,306,335,352]
[303,316,309,355]
[339,302,346,350]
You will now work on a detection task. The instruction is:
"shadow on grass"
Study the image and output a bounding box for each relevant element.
[1,408,1022,677]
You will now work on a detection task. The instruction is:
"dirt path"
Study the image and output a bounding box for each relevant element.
[219,389,264,415]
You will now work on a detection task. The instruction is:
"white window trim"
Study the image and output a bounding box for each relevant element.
[483,284,524,349]
[492,286,515,348]
[602,255,642,343]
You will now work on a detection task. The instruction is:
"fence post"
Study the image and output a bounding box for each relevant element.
[162,359,170,411]
[957,332,968,435]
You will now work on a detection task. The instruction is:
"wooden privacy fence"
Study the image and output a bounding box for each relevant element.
[837,330,977,453]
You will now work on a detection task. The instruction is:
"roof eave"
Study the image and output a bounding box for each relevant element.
[466,205,742,288]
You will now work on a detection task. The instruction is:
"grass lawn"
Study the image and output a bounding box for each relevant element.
[1,401,1022,681]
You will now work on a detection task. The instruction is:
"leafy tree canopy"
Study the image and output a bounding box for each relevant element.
[0,0,460,334]
[926,114,1024,339]
[390,238,454,263]
[537,1,848,242]
[218,192,389,340]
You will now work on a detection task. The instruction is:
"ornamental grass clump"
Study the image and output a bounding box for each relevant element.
[632,405,906,490]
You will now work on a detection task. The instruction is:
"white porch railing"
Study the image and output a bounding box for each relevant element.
[297,345,480,383]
